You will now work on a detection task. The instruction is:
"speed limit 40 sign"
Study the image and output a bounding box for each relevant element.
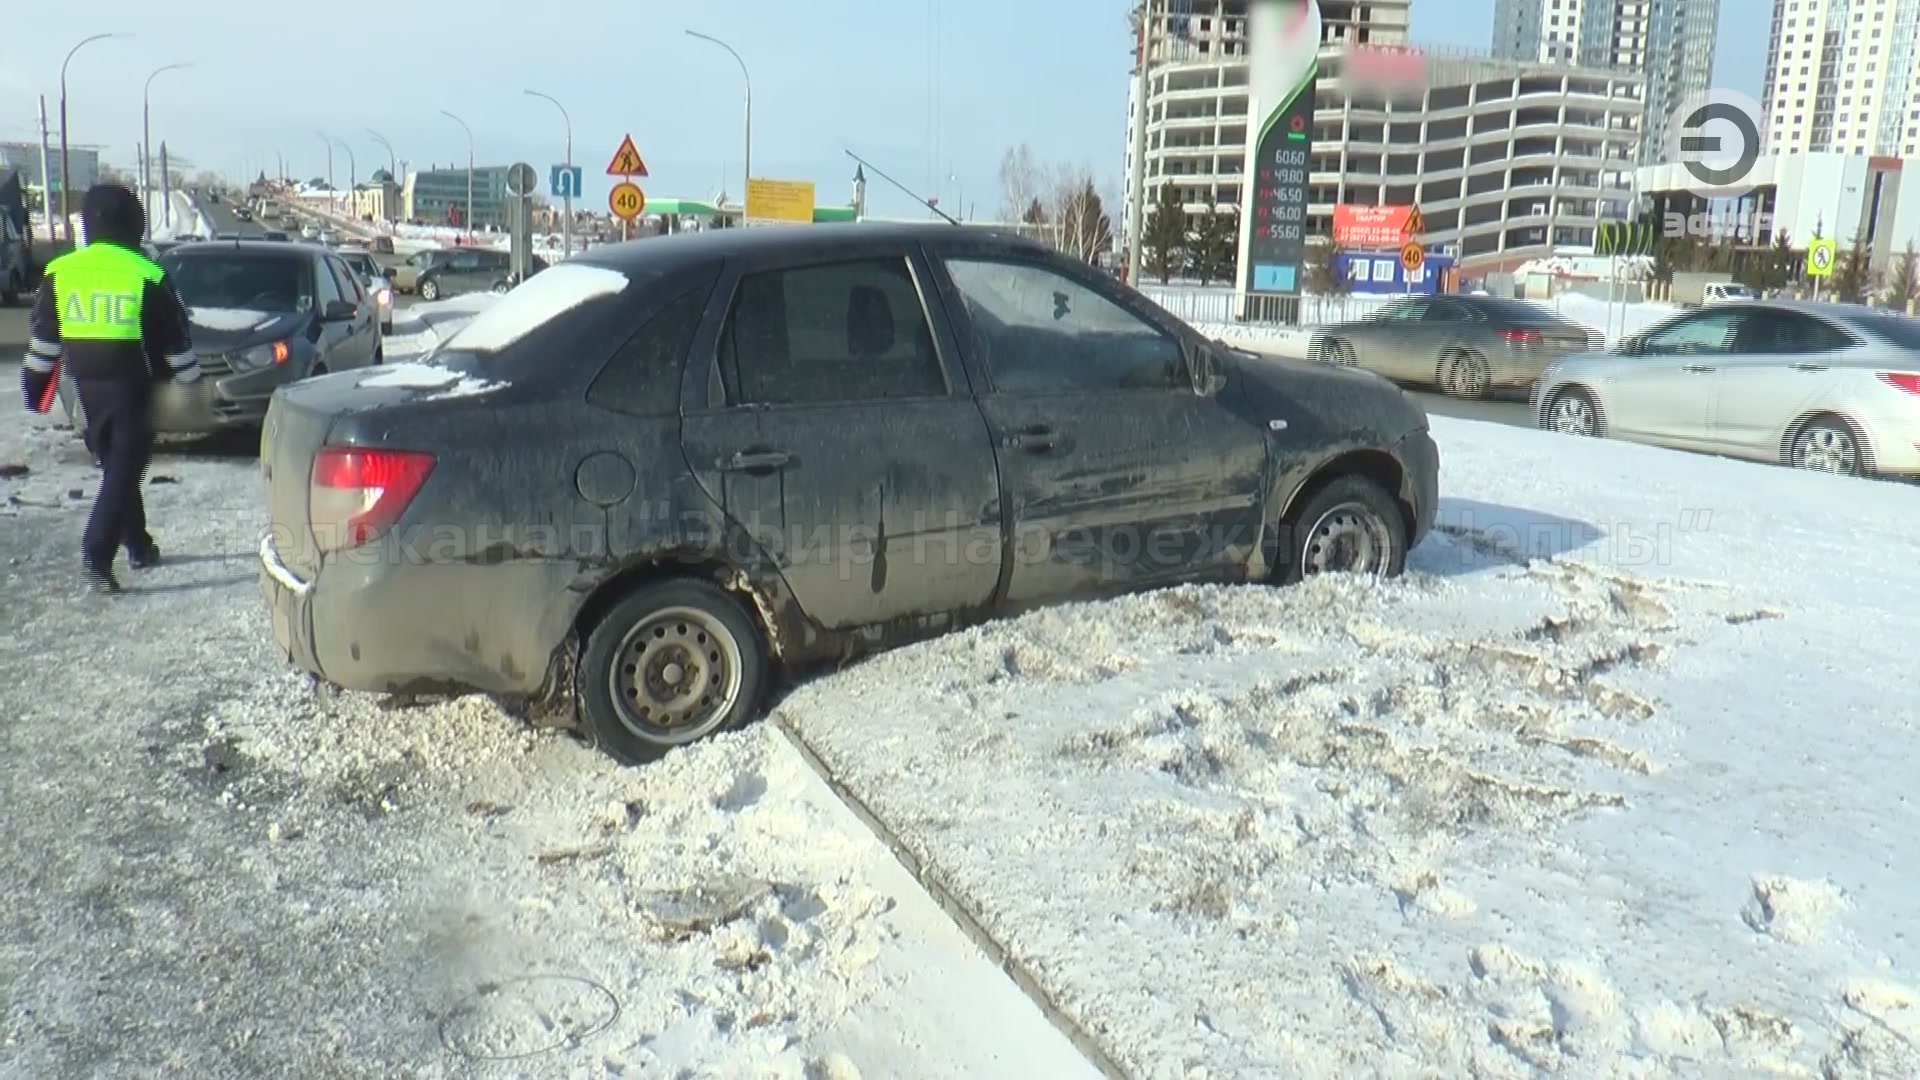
[1806,237,1837,278]
[609,181,646,221]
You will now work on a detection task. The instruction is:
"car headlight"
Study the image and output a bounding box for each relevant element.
[375,287,392,307]
[231,340,292,371]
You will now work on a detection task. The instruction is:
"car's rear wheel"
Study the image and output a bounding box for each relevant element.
[1788,416,1863,476]
[491,279,511,294]
[418,277,441,301]
[1439,349,1492,398]
[1546,386,1601,437]
[1274,475,1408,585]
[579,579,768,766]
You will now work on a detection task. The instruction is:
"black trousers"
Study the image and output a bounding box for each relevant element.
[75,379,156,569]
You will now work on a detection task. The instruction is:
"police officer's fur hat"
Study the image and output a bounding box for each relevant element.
[80,183,145,248]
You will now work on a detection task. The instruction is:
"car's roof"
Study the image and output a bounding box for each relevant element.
[573,221,1049,276]
[165,239,319,258]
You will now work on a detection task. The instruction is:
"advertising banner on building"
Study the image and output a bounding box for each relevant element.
[1333,204,1420,249]
[1236,0,1322,298]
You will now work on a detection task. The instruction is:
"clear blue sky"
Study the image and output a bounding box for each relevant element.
[4,0,1764,220]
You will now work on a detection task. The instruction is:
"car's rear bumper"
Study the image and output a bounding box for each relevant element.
[259,529,570,697]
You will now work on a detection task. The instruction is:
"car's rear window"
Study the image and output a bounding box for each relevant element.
[1467,297,1575,325]
[427,263,633,366]
[1845,311,1920,350]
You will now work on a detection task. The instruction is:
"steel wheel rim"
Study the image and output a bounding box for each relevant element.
[1453,354,1489,396]
[608,605,745,744]
[1550,393,1595,436]
[1301,501,1394,578]
[1794,426,1857,474]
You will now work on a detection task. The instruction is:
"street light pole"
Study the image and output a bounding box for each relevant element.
[525,89,574,256]
[441,110,475,240]
[686,30,752,212]
[59,32,129,243]
[367,130,398,223]
[142,62,192,238]
[316,130,335,217]
[331,137,357,222]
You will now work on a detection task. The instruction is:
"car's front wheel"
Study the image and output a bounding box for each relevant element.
[417,277,441,301]
[1274,474,1409,585]
[579,579,769,766]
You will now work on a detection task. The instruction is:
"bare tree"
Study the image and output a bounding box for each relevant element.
[1050,162,1114,261]
[998,144,1043,224]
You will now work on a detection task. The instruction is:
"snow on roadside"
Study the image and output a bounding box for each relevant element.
[777,416,1920,1077]
[0,287,1093,1076]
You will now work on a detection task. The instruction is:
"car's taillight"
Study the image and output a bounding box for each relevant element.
[1875,372,1920,395]
[309,446,434,553]
[1500,328,1544,346]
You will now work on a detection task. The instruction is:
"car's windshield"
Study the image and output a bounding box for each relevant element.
[339,254,376,276]
[1846,311,1920,349]
[162,254,313,313]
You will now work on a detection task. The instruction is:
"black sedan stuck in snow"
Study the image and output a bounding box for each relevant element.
[258,224,1439,764]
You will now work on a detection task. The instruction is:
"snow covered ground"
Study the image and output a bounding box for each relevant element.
[6,301,1920,1075]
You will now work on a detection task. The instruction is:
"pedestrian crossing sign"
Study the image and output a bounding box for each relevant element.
[1806,238,1837,278]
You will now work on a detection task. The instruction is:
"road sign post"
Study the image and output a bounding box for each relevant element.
[605,134,649,242]
[1399,240,1425,282]
[605,134,648,179]
[506,162,537,282]
[1807,237,1837,300]
[550,164,582,258]
[610,181,645,241]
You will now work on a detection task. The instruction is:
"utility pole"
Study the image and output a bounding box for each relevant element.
[34,96,52,257]
[1126,0,1155,284]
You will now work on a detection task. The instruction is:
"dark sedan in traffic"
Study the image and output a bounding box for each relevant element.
[57,240,385,434]
[258,224,1440,765]
[1311,294,1602,398]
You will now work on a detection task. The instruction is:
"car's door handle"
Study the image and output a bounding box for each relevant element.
[718,449,791,474]
[1002,426,1058,453]
[1791,362,1827,371]
[1681,364,1716,373]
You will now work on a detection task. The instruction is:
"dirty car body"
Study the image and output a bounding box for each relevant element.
[1311,294,1600,397]
[259,224,1438,762]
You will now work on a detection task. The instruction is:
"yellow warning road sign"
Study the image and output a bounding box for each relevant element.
[609,181,645,221]
[606,134,648,177]
[1404,206,1425,236]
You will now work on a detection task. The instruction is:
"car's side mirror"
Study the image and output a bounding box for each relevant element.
[322,299,357,321]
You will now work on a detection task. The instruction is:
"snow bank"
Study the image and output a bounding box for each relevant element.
[775,417,1920,1077]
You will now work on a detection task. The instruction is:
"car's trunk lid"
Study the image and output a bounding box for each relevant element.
[261,366,507,580]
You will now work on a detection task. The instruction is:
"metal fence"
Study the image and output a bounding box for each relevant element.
[1136,284,1400,327]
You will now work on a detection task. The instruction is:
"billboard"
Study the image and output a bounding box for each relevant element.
[1235,0,1321,298]
[746,178,815,223]
[1333,204,1420,248]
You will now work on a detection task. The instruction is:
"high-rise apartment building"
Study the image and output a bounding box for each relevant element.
[1491,0,1717,163]
[1760,0,1920,156]
[1121,0,1644,271]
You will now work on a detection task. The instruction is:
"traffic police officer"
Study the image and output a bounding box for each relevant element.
[19,183,199,594]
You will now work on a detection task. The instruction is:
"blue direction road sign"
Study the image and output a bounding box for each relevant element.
[551,165,583,199]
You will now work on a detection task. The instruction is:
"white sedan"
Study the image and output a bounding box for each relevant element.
[1534,301,1920,478]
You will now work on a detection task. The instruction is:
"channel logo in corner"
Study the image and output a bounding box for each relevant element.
[1665,88,1765,199]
